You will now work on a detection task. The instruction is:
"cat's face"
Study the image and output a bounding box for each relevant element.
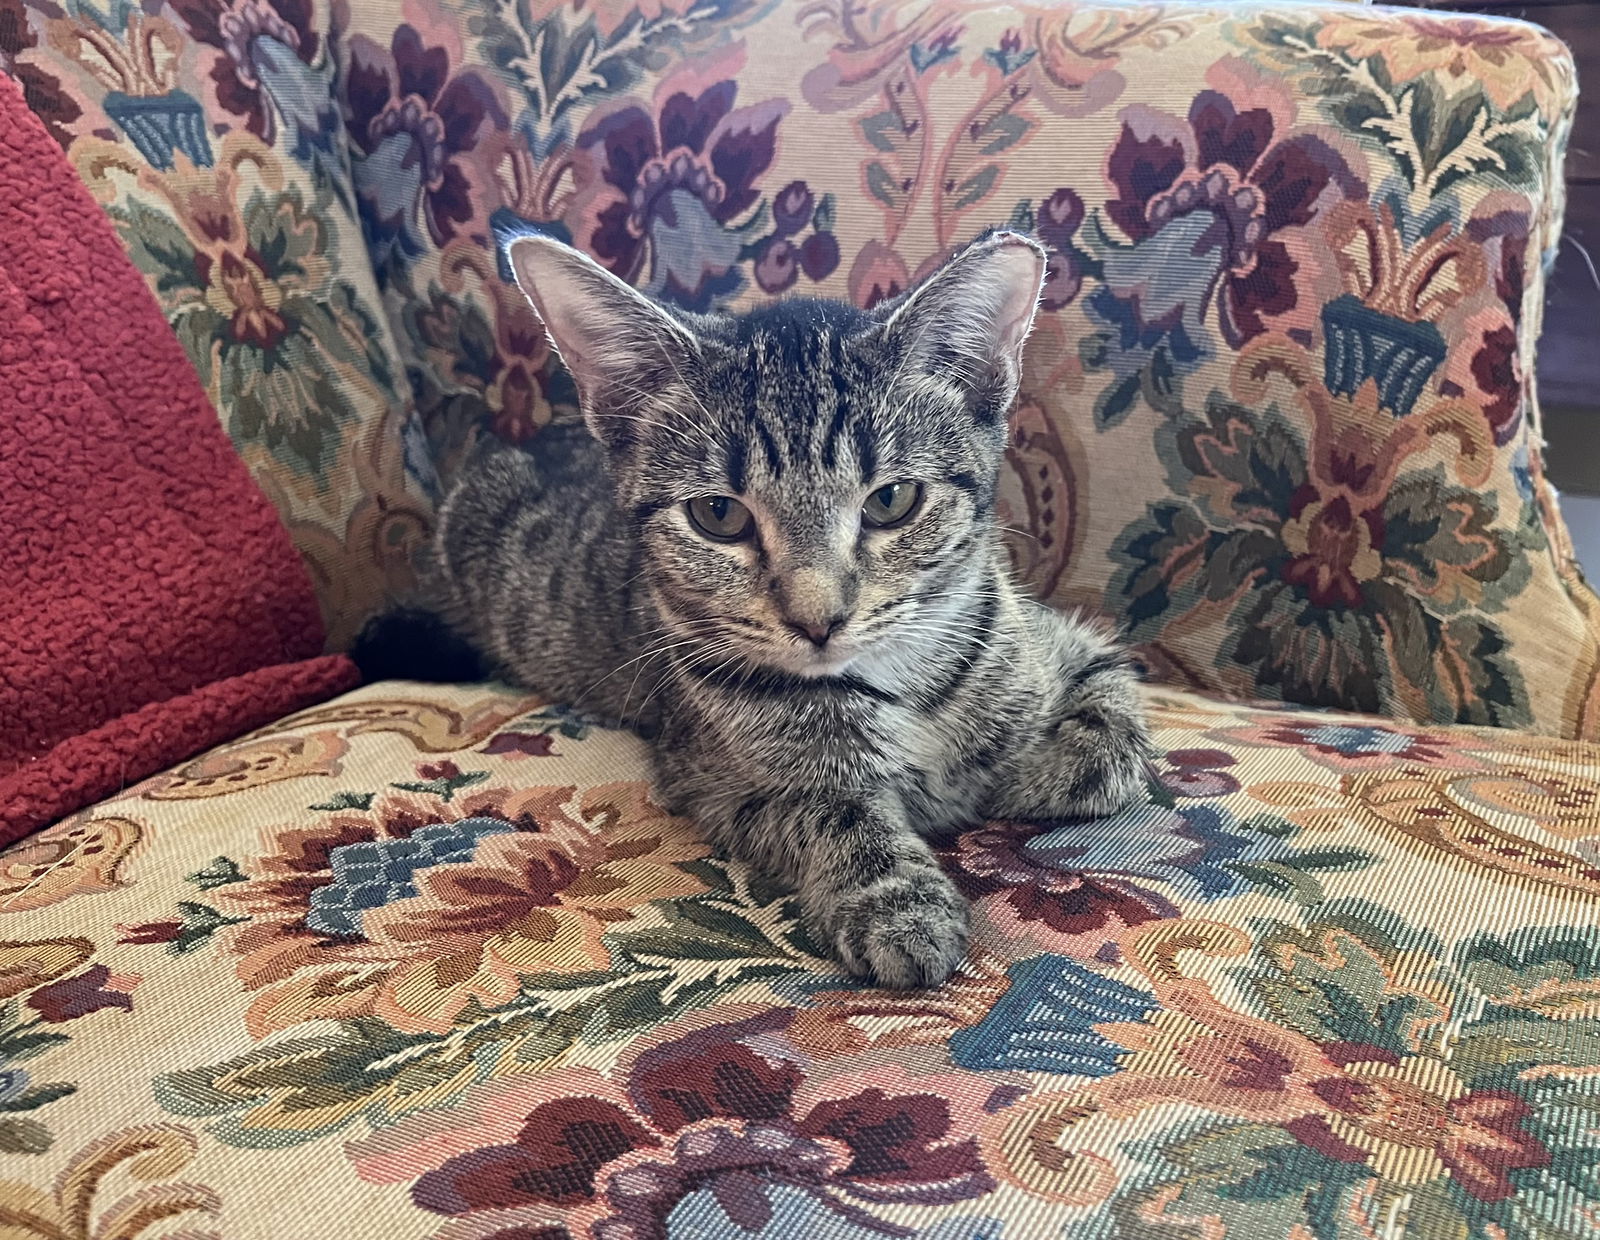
[507,232,1046,677]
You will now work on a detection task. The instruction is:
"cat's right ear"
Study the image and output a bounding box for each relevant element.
[506,235,699,452]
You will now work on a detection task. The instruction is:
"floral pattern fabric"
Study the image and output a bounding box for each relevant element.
[5,0,1596,730]
[0,677,1597,1237]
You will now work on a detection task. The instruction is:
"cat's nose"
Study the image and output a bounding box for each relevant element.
[784,615,846,648]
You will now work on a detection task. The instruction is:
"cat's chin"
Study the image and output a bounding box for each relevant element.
[765,645,860,679]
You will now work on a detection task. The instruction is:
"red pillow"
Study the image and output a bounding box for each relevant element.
[0,73,357,844]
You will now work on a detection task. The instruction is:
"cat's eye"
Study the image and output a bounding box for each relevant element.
[862,481,922,529]
[686,495,755,542]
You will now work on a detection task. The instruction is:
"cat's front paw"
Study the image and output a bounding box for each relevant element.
[988,660,1153,821]
[818,866,970,989]
[1052,708,1153,818]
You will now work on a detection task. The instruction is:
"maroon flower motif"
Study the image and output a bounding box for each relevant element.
[117,920,184,946]
[753,179,839,293]
[943,825,1176,959]
[1469,209,1530,330]
[1037,187,1087,310]
[1158,748,1240,798]
[344,25,506,248]
[1285,1043,1551,1203]
[411,1012,992,1232]
[169,0,318,142]
[1450,210,1530,444]
[577,78,786,306]
[481,731,558,758]
[754,236,800,293]
[1470,325,1522,445]
[27,965,138,1022]
[0,0,81,150]
[1104,89,1360,344]
[800,232,840,282]
[771,180,814,236]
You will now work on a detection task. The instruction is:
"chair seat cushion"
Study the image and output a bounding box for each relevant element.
[1,679,1595,1237]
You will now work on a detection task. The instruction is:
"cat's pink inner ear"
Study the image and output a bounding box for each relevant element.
[505,235,698,434]
[973,235,1048,366]
[887,231,1047,381]
[505,235,615,396]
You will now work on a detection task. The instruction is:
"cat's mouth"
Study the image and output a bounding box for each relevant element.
[768,637,860,678]
[789,647,859,677]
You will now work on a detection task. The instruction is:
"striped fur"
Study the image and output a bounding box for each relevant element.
[410,231,1151,987]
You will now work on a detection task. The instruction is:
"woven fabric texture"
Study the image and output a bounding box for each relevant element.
[0,677,1595,1236]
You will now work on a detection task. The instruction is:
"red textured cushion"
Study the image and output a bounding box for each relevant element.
[0,72,357,844]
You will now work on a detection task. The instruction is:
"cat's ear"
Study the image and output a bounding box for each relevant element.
[506,234,699,451]
[877,230,1045,423]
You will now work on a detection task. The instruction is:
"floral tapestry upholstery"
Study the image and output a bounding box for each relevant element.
[0,678,1596,1237]
[6,0,1597,731]
[284,0,1600,738]
[331,0,1586,734]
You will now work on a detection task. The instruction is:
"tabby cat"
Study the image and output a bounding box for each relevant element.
[355,229,1152,988]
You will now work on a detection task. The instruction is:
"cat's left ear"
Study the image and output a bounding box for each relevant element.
[505,233,700,453]
[877,230,1046,423]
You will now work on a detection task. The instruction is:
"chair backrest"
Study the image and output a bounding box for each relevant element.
[11,0,1598,734]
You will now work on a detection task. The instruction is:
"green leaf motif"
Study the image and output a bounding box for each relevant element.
[168,902,249,954]
[391,770,491,801]
[153,863,821,1147]
[975,112,1031,157]
[949,164,1000,210]
[0,1013,68,1064]
[0,1082,76,1115]
[187,857,246,891]
[813,193,837,234]
[0,1115,51,1155]
[865,162,904,210]
[673,857,735,897]
[310,790,375,812]
[908,38,959,74]
[860,111,905,153]
[665,899,777,949]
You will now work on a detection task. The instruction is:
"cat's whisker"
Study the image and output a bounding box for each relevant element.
[657,345,721,441]
[592,407,702,455]
[601,373,720,453]
[889,616,1020,673]
[574,638,696,709]
[575,616,743,707]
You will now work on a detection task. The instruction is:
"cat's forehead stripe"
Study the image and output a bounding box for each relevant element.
[721,311,878,491]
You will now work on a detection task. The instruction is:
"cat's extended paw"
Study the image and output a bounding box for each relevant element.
[1052,710,1153,818]
[819,866,971,989]
[988,661,1153,821]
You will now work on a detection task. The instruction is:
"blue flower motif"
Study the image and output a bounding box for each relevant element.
[1510,441,1534,502]
[1296,723,1417,758]
[1027,802,1291,902]
[0,1068,30,1103]
[305,817,514,937]
[1079,210,1216,428]
[951,954,1155,1076]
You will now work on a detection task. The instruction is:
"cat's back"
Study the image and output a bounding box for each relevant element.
[438,422,609,551]
[433,422,645,708]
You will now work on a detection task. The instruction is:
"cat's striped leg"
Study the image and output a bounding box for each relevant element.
[710,788,971,989]
[984,618,1153,821]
